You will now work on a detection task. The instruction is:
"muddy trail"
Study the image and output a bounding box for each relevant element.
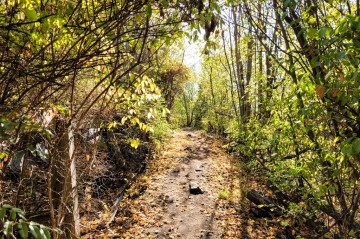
[87,130,293,239]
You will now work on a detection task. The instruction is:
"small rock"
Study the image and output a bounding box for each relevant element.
[182,157,190,164]
[172,167,181,174]
[184,146,193,152]
[165,196,175,203]
[204,149,210,154]
[189,181,203,195]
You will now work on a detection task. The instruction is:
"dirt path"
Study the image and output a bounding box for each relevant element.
[83,130,291,238]
[84,130,307,239]
[119,130,237,239]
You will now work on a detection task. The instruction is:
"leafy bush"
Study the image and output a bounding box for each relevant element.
[149,115,173,147]
[0,204,55,239]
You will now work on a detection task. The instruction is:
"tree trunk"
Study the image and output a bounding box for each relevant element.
[256,3,264,116]
[245,19,253,119]
[68,122,80,238]
[257,42,263,115]
[49,119,79,239]
[231,6,246,123]
[209,66,219,130]
[221,31,239,121]
[182,93,191,127]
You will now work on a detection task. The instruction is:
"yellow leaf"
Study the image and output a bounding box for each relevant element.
[129,109,136,115]
[149,82,156,91]
[131,117,140,125]
[162,108,170,116]
[130,138,140,149]
[121,116,128,125]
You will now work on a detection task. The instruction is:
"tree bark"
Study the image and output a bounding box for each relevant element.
[221,31,239,121]
[245,19,253,119]
[50,119,79,239]
[68,122,80,238]
[231,6,246,122]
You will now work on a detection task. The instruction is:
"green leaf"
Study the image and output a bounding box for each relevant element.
[319,27,332,38]
[341,144,352,155]
[29,223,41,239]
[145,4,152,17]
[352,138,360,154]
[0,151,7,159]
[310,58,320,68]
[0,118,16,130]
[17,212,27,220]
[55,105,69,117]
[10,208,16,220]
[280,219,289,227]
[18,220,29,239]
[161,0,169,7]
[25,8,37,21]
[336,51,346,60]
[350,16,360,31]
[42,129,53,140]
[307,28,317,39]
[11,207,25,215]
[0,207,6,218]
[4,221,14,238]
[40,226,51,239]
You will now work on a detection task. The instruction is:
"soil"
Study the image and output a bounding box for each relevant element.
[83,129,295,239]
[120,130,231,239]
